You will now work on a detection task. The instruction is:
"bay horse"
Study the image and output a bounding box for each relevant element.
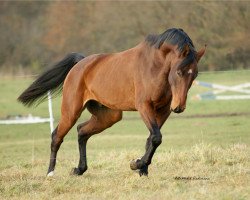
[18,28,205,177]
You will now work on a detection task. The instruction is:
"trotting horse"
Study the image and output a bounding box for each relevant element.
[18,28,205,177]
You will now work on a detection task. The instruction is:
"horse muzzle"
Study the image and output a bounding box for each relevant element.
[171,105,186,113]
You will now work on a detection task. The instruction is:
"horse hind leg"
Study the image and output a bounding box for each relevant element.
[47,97,83,177]
[72,101,122,175]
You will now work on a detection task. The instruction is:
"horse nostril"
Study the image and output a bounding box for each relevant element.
[173,106,182,113]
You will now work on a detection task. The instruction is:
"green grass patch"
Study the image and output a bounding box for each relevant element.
[0,71,250,199]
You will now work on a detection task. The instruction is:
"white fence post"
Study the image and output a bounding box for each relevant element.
[47,91,54,134]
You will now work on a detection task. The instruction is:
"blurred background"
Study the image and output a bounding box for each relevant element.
[0,2,250,199]
[0,1,249,75]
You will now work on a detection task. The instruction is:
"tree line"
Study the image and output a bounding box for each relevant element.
[0,1,249,74]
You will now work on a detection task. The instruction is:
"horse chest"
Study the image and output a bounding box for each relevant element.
[151,81,170,98]
[151,88,172,110]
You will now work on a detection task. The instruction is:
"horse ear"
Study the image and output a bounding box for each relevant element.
[196,45,207,62]
[160,43,174,55]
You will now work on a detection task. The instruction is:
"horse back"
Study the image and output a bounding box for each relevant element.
[66,51,138,110]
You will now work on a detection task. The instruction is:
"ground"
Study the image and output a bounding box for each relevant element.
[0,71,249,200]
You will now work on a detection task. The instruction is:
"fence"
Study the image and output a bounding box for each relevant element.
[0,86,54,134]
[192,81,250,100]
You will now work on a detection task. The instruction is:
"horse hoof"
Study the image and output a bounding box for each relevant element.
[130,159,139,170]
[139,165,148,177]
[130,159,149,176]
[130,158,143,170]
[71,167,87,176]
[47,171,54,177]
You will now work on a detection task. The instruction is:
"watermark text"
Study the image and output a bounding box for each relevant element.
[174,176,210,181]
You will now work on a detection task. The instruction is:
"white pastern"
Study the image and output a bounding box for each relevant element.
[47,171,54,177]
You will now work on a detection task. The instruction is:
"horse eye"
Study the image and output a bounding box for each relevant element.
[176,70,183,77]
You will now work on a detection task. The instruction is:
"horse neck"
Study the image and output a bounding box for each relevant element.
[116,42,171,74]
[138,42,172,73]
[131,42,160,66]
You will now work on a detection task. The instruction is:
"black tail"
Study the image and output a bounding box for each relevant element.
[18,52,85,107]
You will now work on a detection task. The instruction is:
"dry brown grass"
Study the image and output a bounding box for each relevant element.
[0,143,249,200]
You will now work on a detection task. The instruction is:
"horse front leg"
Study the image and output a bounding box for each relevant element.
[130,103,164,176]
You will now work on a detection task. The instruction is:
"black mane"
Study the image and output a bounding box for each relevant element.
[145,28,197,68]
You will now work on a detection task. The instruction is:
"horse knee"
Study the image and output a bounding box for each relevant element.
[77,121,92,136]
[77,119,90,133]
[151,134,162,146]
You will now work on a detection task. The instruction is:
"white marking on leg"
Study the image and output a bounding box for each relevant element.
[47,171,54,177]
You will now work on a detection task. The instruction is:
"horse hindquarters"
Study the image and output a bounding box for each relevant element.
[47,75,85,176]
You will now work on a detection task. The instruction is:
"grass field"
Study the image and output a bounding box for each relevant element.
[0,71,250,200]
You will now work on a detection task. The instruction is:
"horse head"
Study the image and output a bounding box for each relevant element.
[167,45,206,113]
